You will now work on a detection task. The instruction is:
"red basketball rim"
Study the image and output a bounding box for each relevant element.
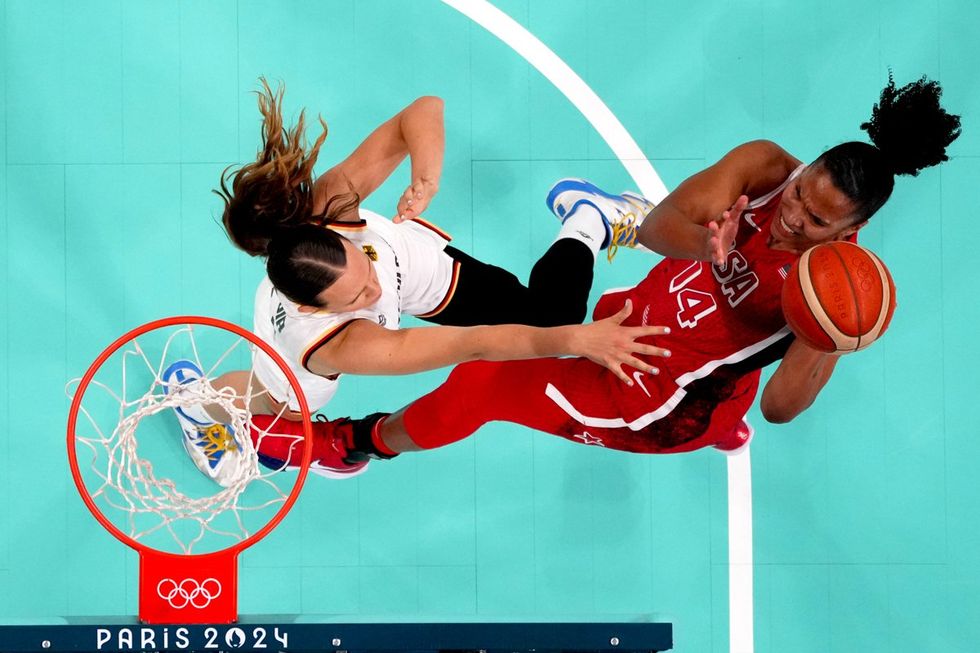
[66,315,314,559]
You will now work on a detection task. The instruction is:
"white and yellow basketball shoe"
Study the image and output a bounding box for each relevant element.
[545,178,655,261]
[162,360,250,487]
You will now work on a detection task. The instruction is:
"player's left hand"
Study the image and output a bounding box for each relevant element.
[574,300,672,386]
[394,176,438,223]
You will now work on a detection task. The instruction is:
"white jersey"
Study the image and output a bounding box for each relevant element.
[252,208,459,411]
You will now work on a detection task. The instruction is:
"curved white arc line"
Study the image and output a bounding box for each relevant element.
[441,2,752,651]
[440,0,669,202]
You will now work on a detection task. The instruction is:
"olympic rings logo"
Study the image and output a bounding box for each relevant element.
[156,578,222,609]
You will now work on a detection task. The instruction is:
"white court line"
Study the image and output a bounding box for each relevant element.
[440,0,668,201]
[728,448,754,653]
[440,2,754,651]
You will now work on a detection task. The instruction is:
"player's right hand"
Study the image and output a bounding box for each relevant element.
[393,176,439,223]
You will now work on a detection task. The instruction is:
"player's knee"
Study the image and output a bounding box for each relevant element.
[442,359,493,386]
[407,362,498,445]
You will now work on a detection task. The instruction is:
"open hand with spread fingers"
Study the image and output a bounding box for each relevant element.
[706,195,748,266]
[571,300,672,386]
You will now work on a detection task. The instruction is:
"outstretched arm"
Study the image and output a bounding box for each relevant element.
[637,140,800,262]
[308,301,670,386]
[759,338,841,423]
[315,96,445,220]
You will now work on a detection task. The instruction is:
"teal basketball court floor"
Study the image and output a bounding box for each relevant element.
[1,1,978,651]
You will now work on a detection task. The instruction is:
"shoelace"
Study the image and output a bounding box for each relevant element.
[314,414,344,453]
[315,414,363,464]
[199,423,236,460]
[606,212,639,262]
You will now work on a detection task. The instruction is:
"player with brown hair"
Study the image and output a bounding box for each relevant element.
[167,79,666,485]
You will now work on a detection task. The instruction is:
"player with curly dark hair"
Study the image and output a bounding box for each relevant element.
[327,74,962,461]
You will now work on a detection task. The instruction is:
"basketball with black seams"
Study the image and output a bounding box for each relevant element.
[781,241,897,354]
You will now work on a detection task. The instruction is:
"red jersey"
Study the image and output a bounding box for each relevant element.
[400,166,855,455]
[544,167,803,435]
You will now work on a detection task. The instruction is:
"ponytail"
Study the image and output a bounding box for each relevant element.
[815,73,960,221]
[214,78,359,256]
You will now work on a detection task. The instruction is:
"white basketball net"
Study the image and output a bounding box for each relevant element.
[69,325,306,554]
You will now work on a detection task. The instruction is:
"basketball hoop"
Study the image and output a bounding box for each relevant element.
[66,316,313,624]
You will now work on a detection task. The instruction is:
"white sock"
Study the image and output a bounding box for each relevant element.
[555,204,607,256]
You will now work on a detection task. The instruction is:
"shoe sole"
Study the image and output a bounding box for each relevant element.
[545,178,623,248]
[545,178,627,219]
[308,462,371,480]
[621,191,654,212]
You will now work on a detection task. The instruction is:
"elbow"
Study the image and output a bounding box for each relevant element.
[759,390,807,424]
[636,216,663,252]
[761,403,795,424]
[415,95,444,112]
[760,396,811,424]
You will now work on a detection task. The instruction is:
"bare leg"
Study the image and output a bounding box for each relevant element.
[208,370,300,421]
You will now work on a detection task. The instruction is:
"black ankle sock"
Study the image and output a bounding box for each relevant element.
[346,412,397,462]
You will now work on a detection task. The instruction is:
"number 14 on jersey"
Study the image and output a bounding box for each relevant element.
[668,252,759,329]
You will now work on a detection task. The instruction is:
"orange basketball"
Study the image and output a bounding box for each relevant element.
[781,241,897,354]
